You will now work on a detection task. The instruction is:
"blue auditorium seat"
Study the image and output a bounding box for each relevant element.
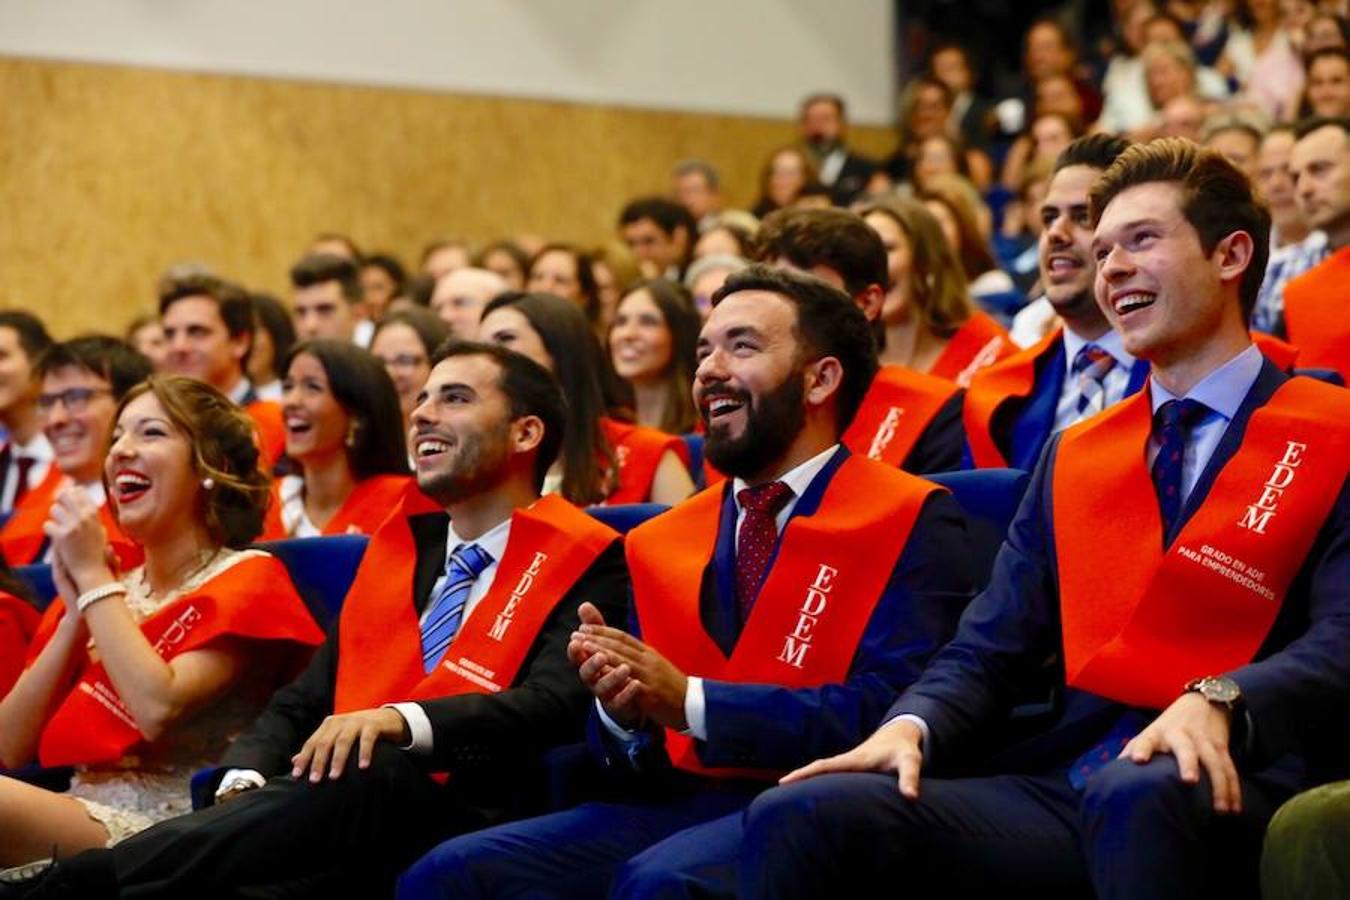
[680,433,705,487]
[14,563,56,612]
[587,503,668,534]
[257,535,370,629]
[926,468,1031,592]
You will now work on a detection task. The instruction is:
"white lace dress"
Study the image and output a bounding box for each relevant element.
[66,549,276,845]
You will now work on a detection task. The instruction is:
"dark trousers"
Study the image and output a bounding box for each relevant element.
[397,782,761,900]
[738,758,1290,900]
[60,745,488,900]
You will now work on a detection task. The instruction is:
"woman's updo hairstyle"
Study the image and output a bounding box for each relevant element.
[113,375,272,548]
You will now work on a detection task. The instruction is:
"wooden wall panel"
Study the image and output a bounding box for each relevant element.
[0,56,898,337]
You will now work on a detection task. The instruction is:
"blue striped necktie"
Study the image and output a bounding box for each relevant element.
[420,543,493,673]
[1072,344,1117,416]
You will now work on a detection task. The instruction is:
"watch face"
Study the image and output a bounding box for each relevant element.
[1202,677,1241,705]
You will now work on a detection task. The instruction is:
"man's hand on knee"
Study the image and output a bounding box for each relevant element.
[779,718,926,800]
[291,708,411,783]
[1120,693,1241,814]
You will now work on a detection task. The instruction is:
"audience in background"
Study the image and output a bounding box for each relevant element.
[0,311,54,519]
[358,253,407,322]
[369,306,450,436]
[798,93,877,206]
[684,253,749,319]
[919,176,1021,319]
[418,239,472,281]
[751,146,822,219]
[246,293,295,402]
[670,159,724,229]
[617,197,696,280]
[290,254,364,346]
[124,315,168,372]
[478,291,693,506]
[1252,124,1329,334]
[428,267,508,340]
[308,233,361,262]
[473,240,529,291]
[590,243,642,333]
[526,243,602,326]
[607,279,701,435]
[0,336,152,569]
[270,340,410,538]
[1304,47,1350,117]
[693,215,757,260]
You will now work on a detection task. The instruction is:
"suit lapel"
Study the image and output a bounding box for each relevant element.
[408,511,451,616]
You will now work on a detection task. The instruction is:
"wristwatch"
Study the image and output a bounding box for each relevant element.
[1184,675,1243,713]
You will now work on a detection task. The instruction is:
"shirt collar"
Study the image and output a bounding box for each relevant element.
[731,443,838,513]
[225,377,253,406]
[1061,325,1135,377]
[1149,343,1264,423]
[446,512,512,567]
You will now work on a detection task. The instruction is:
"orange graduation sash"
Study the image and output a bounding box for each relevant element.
[930,311,1014,387]
[245,399,287,470]
[842,365,960,468]
[31,552,323,767]
[0,472,142,569]
[333,492,617,713]
[599,417,689,505]
[1283,246,1350,382]
[1053,377,1350,710]
[261,473,413,540]
[963,327,1064,468]
[628,455,939,779]
[1251,331,1300,373]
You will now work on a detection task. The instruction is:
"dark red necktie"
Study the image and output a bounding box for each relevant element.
[734,481,794,620]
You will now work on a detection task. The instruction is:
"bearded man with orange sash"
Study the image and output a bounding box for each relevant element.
[963,134,1150,470]
[398,265,974,900]
[1284,115,1350,383]
[750,207,967,475]
[45,342,628,898]
[738,140,1350,900]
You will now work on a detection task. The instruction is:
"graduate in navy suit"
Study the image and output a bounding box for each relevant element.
[963,134,1150,472]
[739,140,1350,900]
[397,267,974,899]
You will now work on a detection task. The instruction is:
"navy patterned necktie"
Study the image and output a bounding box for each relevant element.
[1072,344,1117,416]
[420,543,494,673]
[1150,399,1209,536]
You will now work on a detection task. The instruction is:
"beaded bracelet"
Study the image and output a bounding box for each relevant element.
[75,582,128,614]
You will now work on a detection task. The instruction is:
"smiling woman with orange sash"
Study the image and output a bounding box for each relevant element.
[0,376,322,869]
[261,340,411,539]
[0,337,153,570]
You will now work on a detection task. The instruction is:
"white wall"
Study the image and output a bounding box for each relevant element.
[0,0,897,123]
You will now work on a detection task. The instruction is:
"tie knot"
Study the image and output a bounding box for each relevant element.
[737,481,794,516]
[1154,398,1209,432]
[1073,344,1115,377]
[447,542,493,579]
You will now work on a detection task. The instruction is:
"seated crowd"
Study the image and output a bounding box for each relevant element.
[0,5,1348,897]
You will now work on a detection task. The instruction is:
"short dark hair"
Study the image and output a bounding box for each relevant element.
[429,339,566,492]
[372,305,451,358]
[752,207,889,296]
[618,197,697,238]
[710,264,878,434]
[158,274,255,342]
[1293,114,1350,141]
[0,310,53,363]
[37,335,152,400]
[290,254,362,305]
[1055,132,1132,173]
[527,243,601,323]
[250,293,297,381]
[1089,138,1271,323]
[672,159,721,191]
[362,253,407,291]
[282,340,408,480]
[800,93,846,118]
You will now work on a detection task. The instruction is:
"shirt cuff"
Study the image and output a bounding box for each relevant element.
[684,676,706,741]
[214,768,265,798]
[883,713,930,751]
[596,697,643,744]
[386,702,433,754]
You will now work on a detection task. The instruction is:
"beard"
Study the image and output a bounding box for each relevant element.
[704,369,807,481]
[416,421,513,506]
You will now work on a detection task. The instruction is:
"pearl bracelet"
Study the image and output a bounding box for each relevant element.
[75,582,128,614]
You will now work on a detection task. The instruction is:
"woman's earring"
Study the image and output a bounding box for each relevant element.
[202,477,215,491]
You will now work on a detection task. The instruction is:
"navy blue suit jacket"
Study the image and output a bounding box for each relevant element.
[967,338,1150,471]
[898,362,1350,790]
[598,448,975,773]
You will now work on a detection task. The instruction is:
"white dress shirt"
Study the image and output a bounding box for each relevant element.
[0,431,54,513]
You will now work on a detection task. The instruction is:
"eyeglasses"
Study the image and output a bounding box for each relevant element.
[377,353,428,372]
[37,387,113,414]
